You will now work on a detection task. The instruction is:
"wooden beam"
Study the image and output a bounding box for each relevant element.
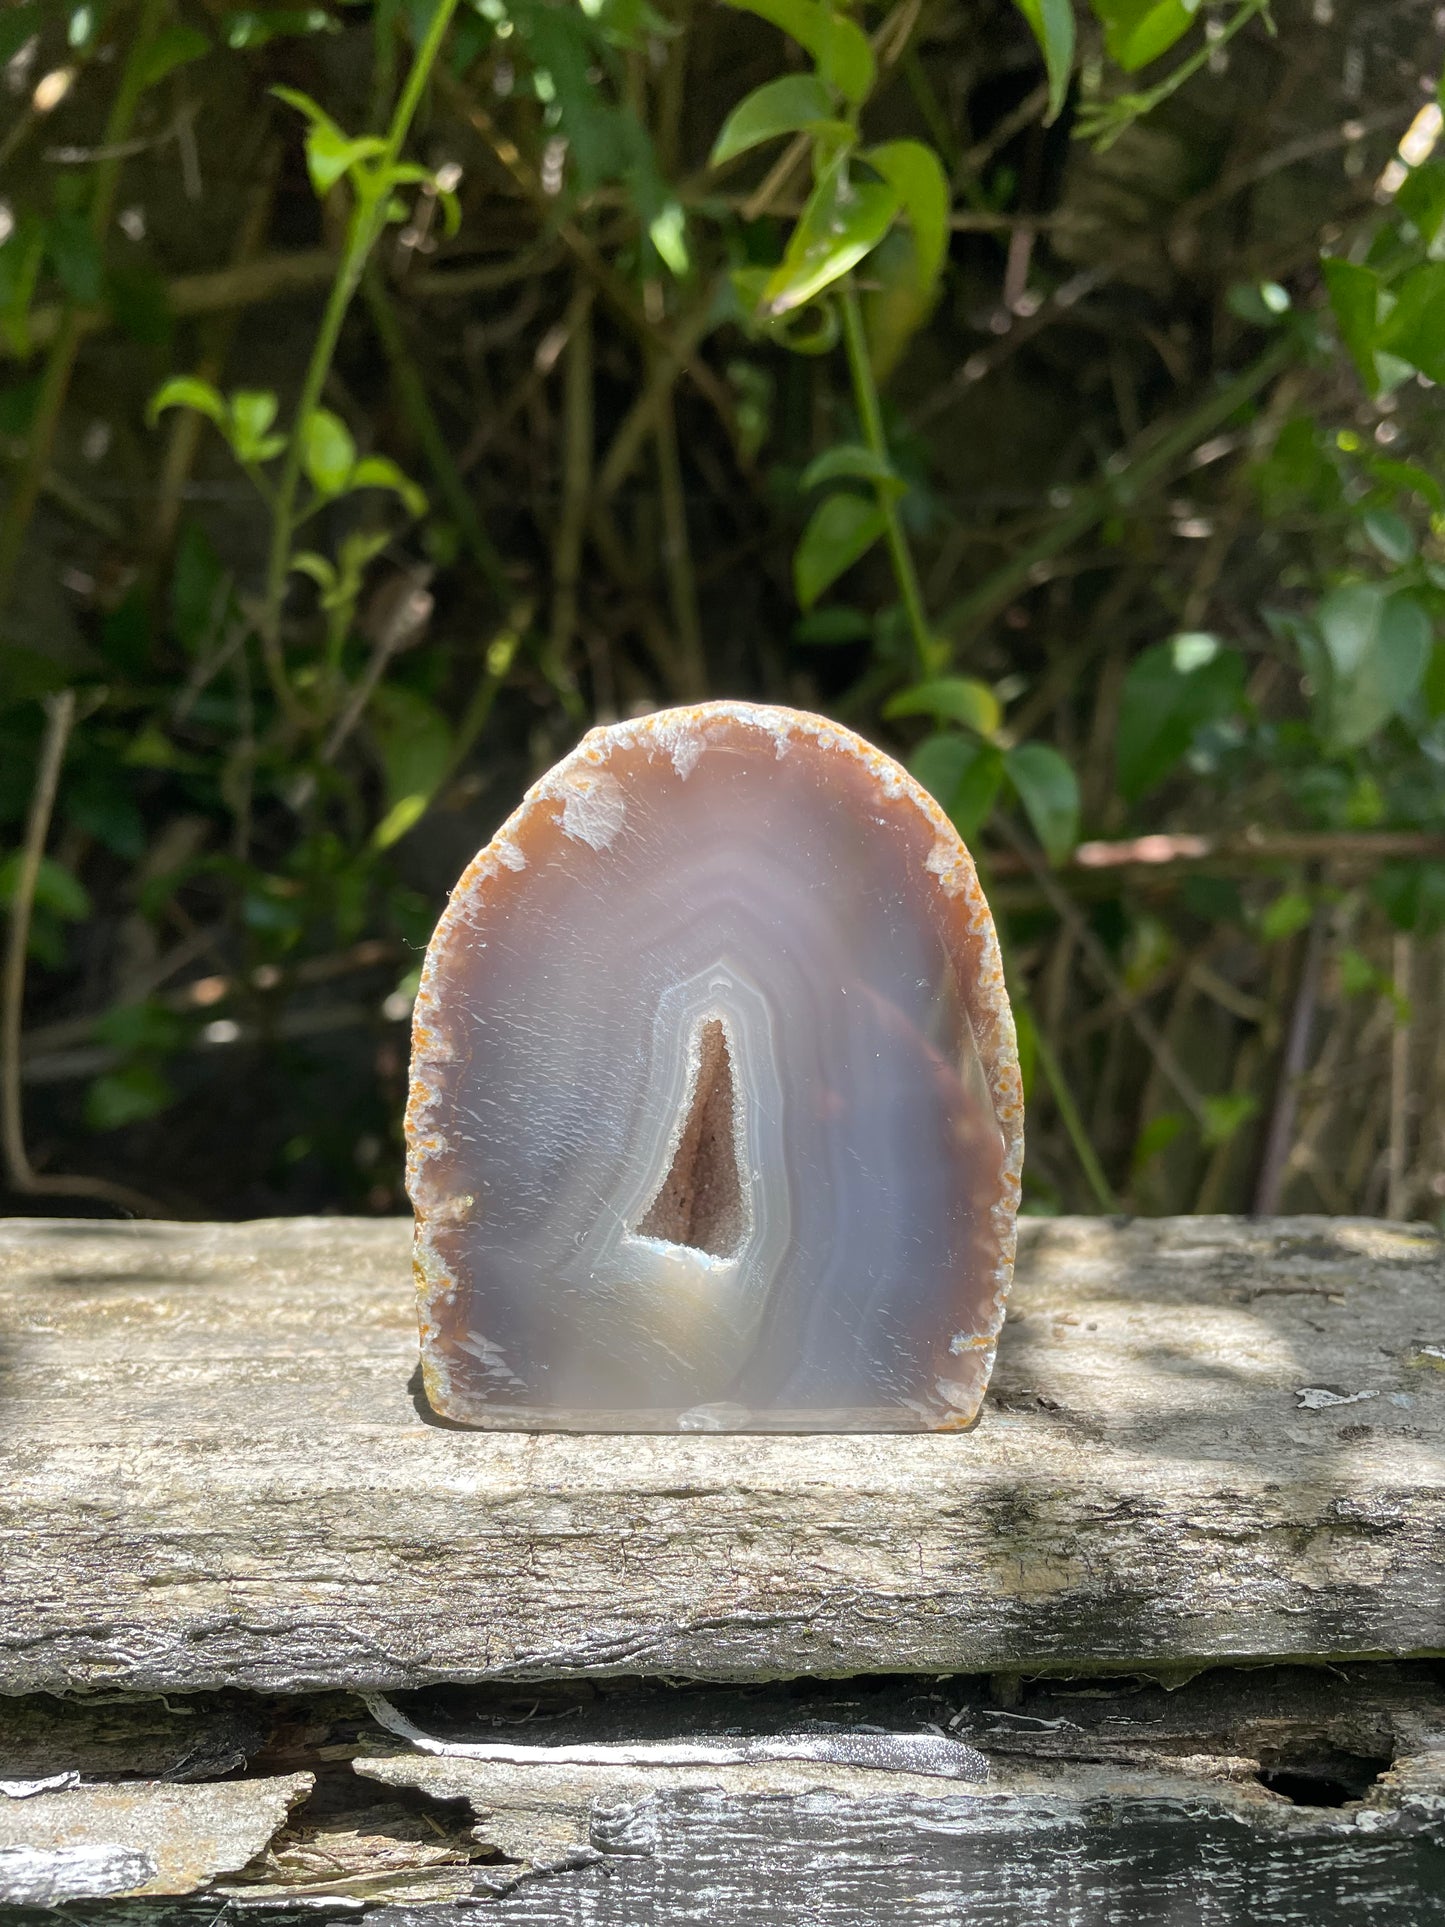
[1,1215,1441,1695]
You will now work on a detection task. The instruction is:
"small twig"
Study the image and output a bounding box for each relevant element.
[995,815,1209,1127]
[651,339,707,701]
[839,281,937,677]
[1253,906,1328,1216]
[1387,933,1413,1222]
[363,267,509,598]
[986,828,1445,879]
[2,693,161,1216]
[1027,1005,1122,1213]
[546,287,596,707]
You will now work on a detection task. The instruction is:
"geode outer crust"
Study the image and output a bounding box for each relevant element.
[406,701,1023,1433]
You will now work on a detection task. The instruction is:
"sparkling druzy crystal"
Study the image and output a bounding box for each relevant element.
[406,701,1023,1433]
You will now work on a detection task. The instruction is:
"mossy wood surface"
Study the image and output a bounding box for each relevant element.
[1,1213,1441,1695]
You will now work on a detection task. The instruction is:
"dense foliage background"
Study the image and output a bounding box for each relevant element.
[2,0,1444,1223]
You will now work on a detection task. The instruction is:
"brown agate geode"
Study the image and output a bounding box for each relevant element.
[406,701,1022,1432]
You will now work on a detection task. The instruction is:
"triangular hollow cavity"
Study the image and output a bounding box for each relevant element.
[636,1016,746,1259]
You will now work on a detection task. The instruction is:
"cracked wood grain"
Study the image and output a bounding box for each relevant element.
[0,1214,1441,1696]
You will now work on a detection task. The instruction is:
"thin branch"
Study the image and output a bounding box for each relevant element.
[2,693,162,1216]
[995,815,1210,1127]
[1253,907,1328,1216]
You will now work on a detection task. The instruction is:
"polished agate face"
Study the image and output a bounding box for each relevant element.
[406,702,1022,1432]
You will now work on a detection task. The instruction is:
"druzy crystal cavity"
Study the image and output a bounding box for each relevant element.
[406,701,1023,1432]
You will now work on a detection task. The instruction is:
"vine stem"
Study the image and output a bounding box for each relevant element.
[2,693,162,1216]
[258,0,462,719]
[838,280,940,678]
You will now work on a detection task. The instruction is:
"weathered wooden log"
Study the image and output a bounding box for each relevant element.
[1,1213,1441,1695]
[1,1668,1442,1917]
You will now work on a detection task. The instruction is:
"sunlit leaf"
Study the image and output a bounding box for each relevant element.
[1091,0,1197,72]
[229,389,286,463]
[794,491,886,608]
[862,140,950,295]
[884,676,1001,736]
[762,151,899,316]
[301,407,357,496]
[1012,0,1075,122]
[711,73,835,165]
[800,442,901,493]
[147,375,228,430]
[723,0,875,104]
[351,454,428,518]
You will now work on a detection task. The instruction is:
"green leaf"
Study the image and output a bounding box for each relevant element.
[0,215,45,357]
[762,152,900,316]
[1005,742,1079,863]
[1313,584,1431,744]
[1260,888,1312,942]
[1116,633,1245,801]
[46,212,104,307]
[93,999,190,1054]
[225,9,338,49]
[300,408,357,496]
[711,74,835,165]
[1132,1110,1185,1168]
[1376,259,1445,384]
[724,0,876,104]
[1091,0,1197,71]
[862,140,950,296]
[85,1061,175,1131]
[1373,860,1445,936]
[1322,257,1383,394]
[1200,1090,1258,1148]
[793,492,886,607]
[910,733,1004,841]
[290,551,338,595]
[0,852,91,921]
[134,22,209,90]
[228,388,286,463]
[1012,0,1075,122]
[647,202,690,277]
[1394,158,1445,251]
[306,124,388,195]
[1362,507,1415,564]
[147,375,228,430]
[369,685,452,839]
[350,454,428,518]
[372,794,430,850]
[884,676,1001,736]
[800,442,902,493]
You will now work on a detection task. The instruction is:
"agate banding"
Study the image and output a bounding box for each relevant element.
[406,700,1023,1432]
